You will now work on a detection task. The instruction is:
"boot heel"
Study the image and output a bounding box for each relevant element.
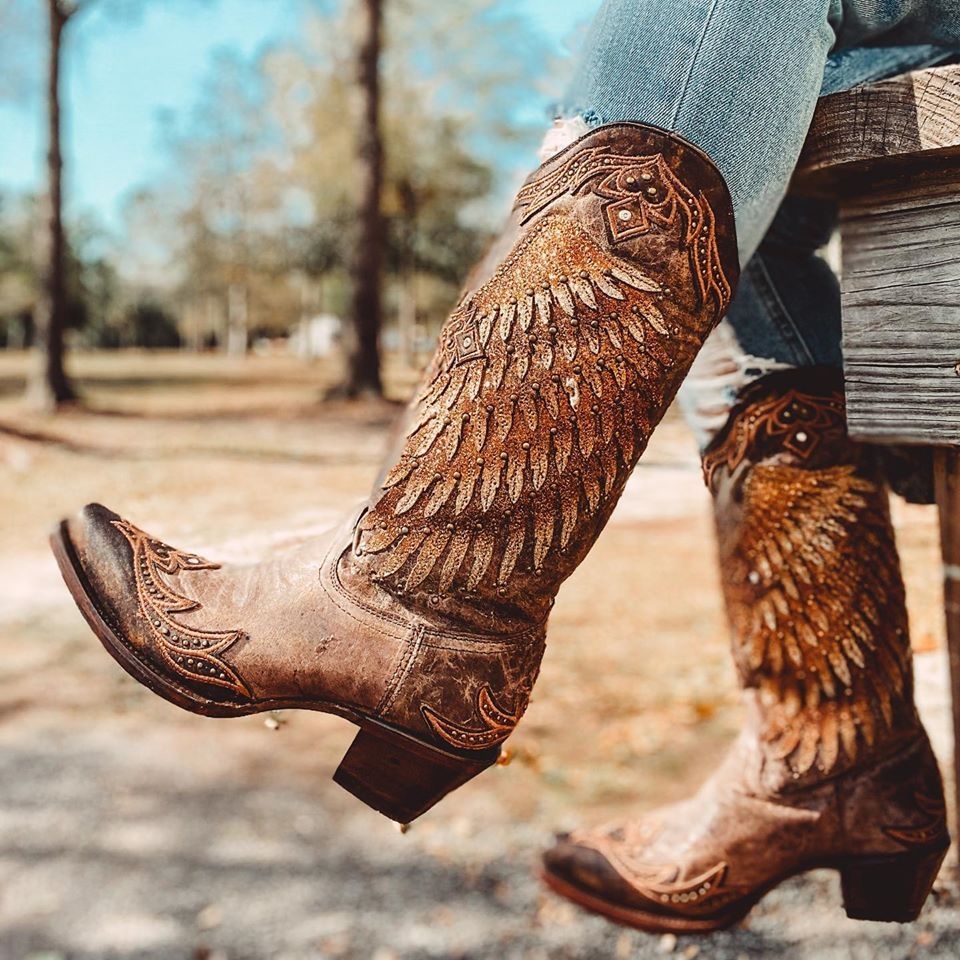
[840,845,949,922]
[333,718,501,823]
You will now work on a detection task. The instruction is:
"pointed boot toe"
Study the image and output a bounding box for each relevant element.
[52,503,535,820]
[52,502,257,716]
[543,835,622,896]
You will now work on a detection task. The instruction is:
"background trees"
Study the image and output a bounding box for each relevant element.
[29,0,78,410]
[346,0,385,397]
[0,0,557,403]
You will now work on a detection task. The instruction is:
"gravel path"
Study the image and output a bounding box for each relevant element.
[2,715,959,960]
[2,356,958,959]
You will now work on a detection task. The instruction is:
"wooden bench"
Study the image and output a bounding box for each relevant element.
[795,63,960,840]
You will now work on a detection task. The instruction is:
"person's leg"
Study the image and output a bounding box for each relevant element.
[544,200,951,934]
[55,107,741,822]
[556,0,836,262]
[53,0,952,830]
[544,365,950,932]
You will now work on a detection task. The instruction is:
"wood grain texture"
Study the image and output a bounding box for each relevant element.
[934,449,960,842]
[838,174,960,444]
[796,64,960,191]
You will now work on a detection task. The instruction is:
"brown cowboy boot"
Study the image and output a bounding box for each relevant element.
[542,368,949,931]
[51,122,738,823]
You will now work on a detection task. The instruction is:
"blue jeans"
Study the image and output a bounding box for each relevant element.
[562,0,958,405]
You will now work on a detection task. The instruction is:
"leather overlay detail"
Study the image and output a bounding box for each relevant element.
[355,124,738,623]
[112,519,251,698]
[514,147,732,312]
[600,852,731,911]
[545,736,948,928]
[882,783,950,848]
[566,819,735,911]
[702,378,846,491]
[708,370,912,778]
[421,684,526,750]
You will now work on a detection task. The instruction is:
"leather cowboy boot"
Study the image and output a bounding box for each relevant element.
[542,368,949,931]
[51,122,738,823]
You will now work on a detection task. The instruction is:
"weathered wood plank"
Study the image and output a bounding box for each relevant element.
[795,64,960,192]
[839,175,960,444]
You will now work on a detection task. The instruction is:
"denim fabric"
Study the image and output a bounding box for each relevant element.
[820,43,953,94]
[563,1,960,370]
[726,197,843,367]
[562,0,960,262]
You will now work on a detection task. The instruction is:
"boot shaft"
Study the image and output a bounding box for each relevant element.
[356,123,739,630]
[703,368,917,783]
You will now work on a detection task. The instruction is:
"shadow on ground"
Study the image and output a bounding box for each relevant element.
[2,352,958,959]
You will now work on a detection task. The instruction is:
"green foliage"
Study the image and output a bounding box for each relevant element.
[0,191,180,350]
[127,0,550,340]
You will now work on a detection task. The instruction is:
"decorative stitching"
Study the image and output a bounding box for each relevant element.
[882,784,949,848]
[375,625,424,718]
[322,537,541,646]
[421,683,529,751]
[112,519,251,698]
[702,383,846,490]
[514,147,732,311]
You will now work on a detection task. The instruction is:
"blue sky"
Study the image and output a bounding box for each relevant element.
[0,0,594,230]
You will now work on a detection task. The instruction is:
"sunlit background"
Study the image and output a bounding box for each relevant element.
[1,0,587,369]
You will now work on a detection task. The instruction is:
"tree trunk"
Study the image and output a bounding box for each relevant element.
[27,0,76,411]
[344,0,384,398]
[226,283,248,356]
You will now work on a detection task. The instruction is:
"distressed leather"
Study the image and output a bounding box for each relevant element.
[544,369,948,925]
[58,122,737,759]
[64,504,544,751]
[545,734,947,924]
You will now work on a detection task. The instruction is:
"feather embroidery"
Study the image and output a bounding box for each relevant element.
[724,463,910,775]
[356,153,729,605]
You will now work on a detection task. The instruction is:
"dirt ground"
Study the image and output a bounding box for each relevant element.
[1,350,958,960]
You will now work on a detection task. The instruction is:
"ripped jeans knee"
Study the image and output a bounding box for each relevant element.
[677,320,792,450]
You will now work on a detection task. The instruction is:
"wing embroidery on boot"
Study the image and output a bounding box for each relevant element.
[113,519,251,698]
[421,685,524,750]
[725,464,910,776]
[515,146,731,312]
[358,212,705,601]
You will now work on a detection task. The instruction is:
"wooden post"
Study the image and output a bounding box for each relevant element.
[935,448,960,841]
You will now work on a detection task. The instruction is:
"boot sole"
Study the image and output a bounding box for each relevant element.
[50,520,501,822]
[541,839,950,934]
[541,867,756,933]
